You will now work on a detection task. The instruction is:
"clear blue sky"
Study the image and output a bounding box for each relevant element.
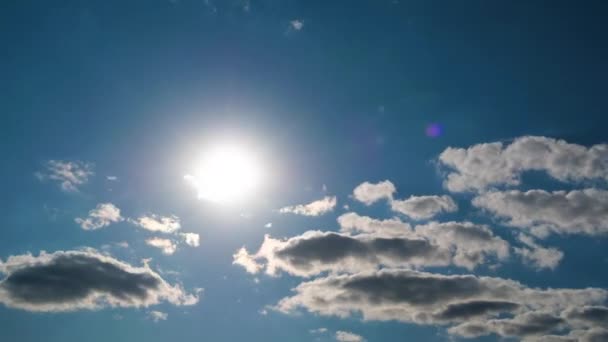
[1,1,608,341]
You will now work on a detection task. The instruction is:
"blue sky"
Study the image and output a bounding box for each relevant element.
[2,1,608,341]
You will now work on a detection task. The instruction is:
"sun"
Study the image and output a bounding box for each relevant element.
[185,143,263,204]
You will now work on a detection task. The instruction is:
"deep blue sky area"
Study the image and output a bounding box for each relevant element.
[1,1,608,342]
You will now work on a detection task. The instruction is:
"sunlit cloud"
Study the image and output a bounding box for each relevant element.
[352,180,396,205]
[129,214,181,234]
[148,310,168,322]
[146,237,177,255]
[36,160,94,192]
[180,233,200,247]
[279,196,337,216]
[75,203,123,230]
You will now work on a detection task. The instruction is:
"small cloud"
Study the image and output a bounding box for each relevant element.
[290,19,304,31]
[129,214,181,233]
[36,160,94,192]
[336,331,365,342]
[75,203,123,230]
[106,176,118,181]
[180,233,200,247]
[310,328,328,334]
[352,180,395,205]
[146,237,177,255]
[279,196,337,216]
[148,310,168,322]
[264,222,272,228]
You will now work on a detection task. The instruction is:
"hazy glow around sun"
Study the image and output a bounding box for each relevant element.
[185,143,263,204]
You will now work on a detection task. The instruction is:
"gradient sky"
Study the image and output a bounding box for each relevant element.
[2,1,608,341]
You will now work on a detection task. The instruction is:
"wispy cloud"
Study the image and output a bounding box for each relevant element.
[279,196,337,216]
[148,310,168,322]
[36,160,94,192]
[146,237,177,255]
[336,331,365,342]
[129,214,181,233]
[75,203,123,230]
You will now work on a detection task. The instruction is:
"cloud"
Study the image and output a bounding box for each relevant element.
[148,310,168,322]
[0,250,200,312]
[146,238,177,255]
[352,180,396,205]
[290,19,304,31]
[514,234,564,270]
[180,233,200,247]
[274,269,607,340]
[36,160,94,192]
[335,330,365,342]
[310,327,328,334]
[473,189,608,237]
[438,136,608,192]
[390,195,457,220]
[234,220,509,276]
[338,212,412,236]
[129,214,181,233]
[279,196,337,216]
[75,203,123,230]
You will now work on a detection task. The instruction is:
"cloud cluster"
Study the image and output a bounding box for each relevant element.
[75,203,123,230]
[473,189,608,237]
[352,180,457,220]
[130,214,181,233]
[234,215,509,276]
[275,269,607,340]
[279,196,337,216]
[36,160,94,192]
[0,250,200,312]
[438,136,608,192]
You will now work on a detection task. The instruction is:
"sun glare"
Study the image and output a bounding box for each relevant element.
[185,144,262,204]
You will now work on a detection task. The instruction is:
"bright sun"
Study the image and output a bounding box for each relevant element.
[185,144,262,204]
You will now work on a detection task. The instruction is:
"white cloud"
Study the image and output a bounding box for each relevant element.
[233,247,264,274]
[310,327,328,334]
[148,310,168,322]
[438,136,608,192]
[391,195,457,220]
[336,330,365,342]
[129,214,181,233]
[338,212,412,236]
[0,250,200,312]
[473,189,608,237]
[279,196,337,216]
[352,180,396,205]
[264,222,272,228]
[36,160,94,192]
[290,19,304,31]
[146,238,177,255]
[274,269,607,340]
[75,203,123,230]
[514,234,564,270]
[181,233,200,247]
[106,176,118,181]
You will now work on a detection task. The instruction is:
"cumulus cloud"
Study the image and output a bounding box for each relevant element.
[129,214,181,233]
[180,233,200,247]
[146,238,177,255]
[338,212,412,236]
[148,310,168,322]
[75,203,123,230]
[0,250,200,312]
[274,269,607,340]
[352,180,396,205]
[473,189,608,237]
[390,195,457,220]
[514,234,564,270]
[438,136,608,192]
[336,330,365,342]
[234,220,509,276]
[290,19,304,31]
[36,160,94,192]
[279,196,337,216]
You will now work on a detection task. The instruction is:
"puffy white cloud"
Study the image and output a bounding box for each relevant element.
[274,269,607,340]
[75,203,123,230]
[514,234,564,270]
[352,180,396,205]
[129,214,181,233]
[473,189,608,237]
[438,136,608,192]
[180,233,200,247]
[0,250,200,312]
[338,212,412,236]
[36,160,94,192]
[234,220,509,276]
[279,196,337,216]
[390,195,457,220]
[335,330,365,342]
[146,238,177,255]
[148,310,168,322]
[290,19,304,31]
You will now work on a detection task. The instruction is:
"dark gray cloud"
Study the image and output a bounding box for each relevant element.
[473,189,608,237]
[566,306,608,327]
[274,269,607,339]
[439,136,608,192]
[0,250,200,312]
